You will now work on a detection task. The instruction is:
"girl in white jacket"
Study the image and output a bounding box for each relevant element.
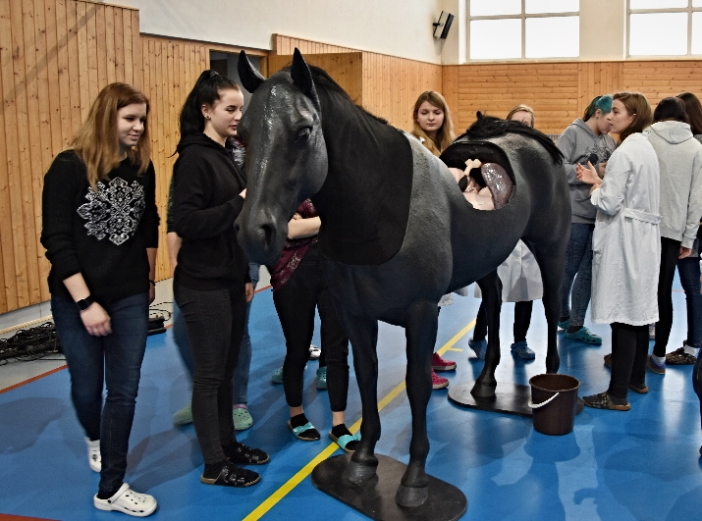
[576,92,659,411]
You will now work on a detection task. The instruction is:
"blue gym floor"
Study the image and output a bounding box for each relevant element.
[1,281,701,521]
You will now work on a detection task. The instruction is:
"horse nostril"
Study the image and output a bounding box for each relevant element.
[261,224,274,248]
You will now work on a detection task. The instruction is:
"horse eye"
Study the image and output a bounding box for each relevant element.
[296,127,312,141]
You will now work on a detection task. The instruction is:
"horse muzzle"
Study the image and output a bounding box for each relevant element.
[235,214,287,266]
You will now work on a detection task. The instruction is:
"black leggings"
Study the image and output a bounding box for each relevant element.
[174,283,246,465]
[608,322,649,401]
[474,300,533,343]
[273,245,350,412]
[653,237,682,357]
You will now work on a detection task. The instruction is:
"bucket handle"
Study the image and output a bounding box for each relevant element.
[528,392,559,409]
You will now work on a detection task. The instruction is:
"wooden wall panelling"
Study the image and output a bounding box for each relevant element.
[0,0,18,311]
[272,34,356,56]
[7,0,32,307]
[22,0,47,304]
[268,52,364,103]
[0,0,144,314]
[273,35,443,130]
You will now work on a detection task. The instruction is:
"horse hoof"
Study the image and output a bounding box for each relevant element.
[471,382,497,398]
[343,460,378,485]
[395,484,429,508]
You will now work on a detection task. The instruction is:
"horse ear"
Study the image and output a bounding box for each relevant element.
[238,50,265,93]
[291,48,320,109]
[476,111,484,120]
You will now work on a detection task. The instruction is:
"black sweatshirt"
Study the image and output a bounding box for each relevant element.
[41,150,159,301]
[171,133,249,290]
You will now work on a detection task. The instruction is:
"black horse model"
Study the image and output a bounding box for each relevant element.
[235,49,569,509]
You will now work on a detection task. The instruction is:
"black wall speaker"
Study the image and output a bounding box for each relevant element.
[433,11,455,40]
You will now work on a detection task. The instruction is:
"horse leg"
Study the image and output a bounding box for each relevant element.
[472,271,502,398]
[394,299,437,507]
[532,245,564,373]
[337,311,381,485]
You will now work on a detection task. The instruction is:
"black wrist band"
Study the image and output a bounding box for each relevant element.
[76,296,95,312]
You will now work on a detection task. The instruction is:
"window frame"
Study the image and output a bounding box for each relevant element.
[627,0,702,57]
[467,0,580,61]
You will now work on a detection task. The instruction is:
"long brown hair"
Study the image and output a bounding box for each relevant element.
[612,91,652,143]
[411,91,455,156]
[678,92,702,135]
[71,83,151,188]
[506,104,535,128]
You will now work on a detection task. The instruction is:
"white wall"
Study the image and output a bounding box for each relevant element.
[115,0,446,64]
[115,0,631,65]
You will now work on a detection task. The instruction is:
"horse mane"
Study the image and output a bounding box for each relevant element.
[281,64,388,125]
[457,113,563,165]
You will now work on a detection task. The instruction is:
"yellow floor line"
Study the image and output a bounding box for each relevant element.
[243,318,476,521]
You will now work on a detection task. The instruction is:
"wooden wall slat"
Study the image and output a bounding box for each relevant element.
[33,0,52,302]
[66,0,82,133]
[0,0,16,311]
[21,0,44,304]
[8,0,32,307]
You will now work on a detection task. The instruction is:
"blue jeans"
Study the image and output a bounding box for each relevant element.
[677,256,702,347]
[560,223,594,327]
[52,293,149,496]
[172,263,259,404]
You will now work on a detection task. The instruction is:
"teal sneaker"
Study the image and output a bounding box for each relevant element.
[233,406,253,431]
[271,367,283,384]
[564,326,602,345]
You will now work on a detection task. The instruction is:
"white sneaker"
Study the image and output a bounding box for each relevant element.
[94,483,157,517]
[309,343,321,360]
[86,438,101,473]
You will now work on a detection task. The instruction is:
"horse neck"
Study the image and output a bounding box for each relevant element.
[315,91,398,209]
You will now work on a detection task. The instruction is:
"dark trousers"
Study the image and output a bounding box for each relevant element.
[653,237,682,357]
[273,246,349,412]
[608,322,649,401]
[52,293,149,496]
[693,353,702,430]
[174,283,246,465]
[677,254,702,347]
[474,300,533,343]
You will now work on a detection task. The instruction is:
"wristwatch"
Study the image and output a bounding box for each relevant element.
[76,295,95,312]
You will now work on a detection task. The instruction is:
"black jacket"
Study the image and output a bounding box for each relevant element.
[41,150,159,300]
[171,133,249,290]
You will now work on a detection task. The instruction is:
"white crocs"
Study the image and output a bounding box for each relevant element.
[94,483,157,517]
[86,438,101,473]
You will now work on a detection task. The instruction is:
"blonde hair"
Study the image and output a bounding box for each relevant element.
[71,83,151,189]
[411,91,455,156]
[612,91,652,143]
[506,104,535,128]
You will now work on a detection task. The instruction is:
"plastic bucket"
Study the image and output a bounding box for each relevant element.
[528,374,580,435]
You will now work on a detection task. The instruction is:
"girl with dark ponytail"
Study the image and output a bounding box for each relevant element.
[171,70,268,487]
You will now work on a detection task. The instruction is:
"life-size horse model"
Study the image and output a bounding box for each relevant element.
[235,49,570,509]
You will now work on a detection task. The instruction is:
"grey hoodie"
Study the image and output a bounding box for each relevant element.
[556,118,616,224]
[646,121,702,247]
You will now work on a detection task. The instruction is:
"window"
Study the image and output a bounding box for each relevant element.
[468,0,579,60]
[629,0,702,56]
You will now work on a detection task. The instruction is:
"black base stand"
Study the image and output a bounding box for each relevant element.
[448,381,532,416]
[311,453,467,521]
[448,381,585,417]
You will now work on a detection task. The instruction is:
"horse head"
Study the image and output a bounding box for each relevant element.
[235,49,328,265]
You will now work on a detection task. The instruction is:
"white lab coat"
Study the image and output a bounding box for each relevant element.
[590,133,661,325]
[473,240,543,302]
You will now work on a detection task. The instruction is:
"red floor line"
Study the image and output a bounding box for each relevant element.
[0,365,67,395]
